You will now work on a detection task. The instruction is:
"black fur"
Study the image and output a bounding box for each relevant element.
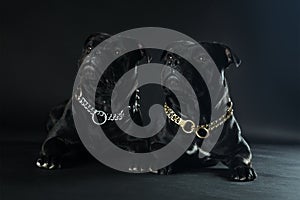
[158,41,256,181]
[36,33,256,181]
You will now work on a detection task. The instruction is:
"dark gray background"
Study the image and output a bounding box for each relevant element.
[1,0,299,144]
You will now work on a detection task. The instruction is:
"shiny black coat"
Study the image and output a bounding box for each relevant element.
[36,33,256,181]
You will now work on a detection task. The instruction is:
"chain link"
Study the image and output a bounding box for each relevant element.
[163,102,234,138]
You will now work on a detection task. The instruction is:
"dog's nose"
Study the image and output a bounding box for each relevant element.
[82,65,97,80]
[166,57,180,67]
[164,76,181,91]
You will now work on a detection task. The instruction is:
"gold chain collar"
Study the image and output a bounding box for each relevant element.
[163,102,234,139]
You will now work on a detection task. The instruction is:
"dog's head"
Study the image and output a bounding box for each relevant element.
[200,42,241,70]
[76,32,146,113]
[78,32,146,80]
[161,41,241,82]
[160,41,240,123]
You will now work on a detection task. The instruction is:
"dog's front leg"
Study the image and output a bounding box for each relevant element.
[210,116,257,181]
[221,137,257,181]
[36,99,77,169]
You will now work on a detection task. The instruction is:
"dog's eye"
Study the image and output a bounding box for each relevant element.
[196,55,208,63]
[86,46,93,53]
[115,49,121,55]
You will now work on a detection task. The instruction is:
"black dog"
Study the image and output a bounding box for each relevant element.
[36,33,256,181]
[157,41,257,181]
[36,32,146,169]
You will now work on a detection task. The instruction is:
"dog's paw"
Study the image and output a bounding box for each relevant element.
[230,165,257,181]
[150,165,174,175]
[36,155,62,170]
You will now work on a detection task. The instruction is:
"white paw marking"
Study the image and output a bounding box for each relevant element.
[198,148,211,157]
[186,144,197,155]
[36,161,41,167]
[149,168,158,173]
[49,164,55,169]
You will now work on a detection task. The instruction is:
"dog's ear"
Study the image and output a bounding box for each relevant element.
[78,33,111,67]
[83,32,111,48]
[221,43,241,68]
[200,42,241,70]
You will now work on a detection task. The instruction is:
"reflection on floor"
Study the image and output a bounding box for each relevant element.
[1,131,300,200]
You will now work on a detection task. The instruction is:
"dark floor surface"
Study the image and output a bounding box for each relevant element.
[1,130,300,200]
